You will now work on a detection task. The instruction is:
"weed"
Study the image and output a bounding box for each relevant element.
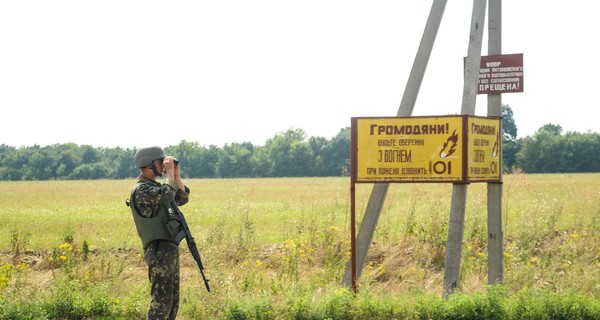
[0,264,14,291]
[10,231,30,258]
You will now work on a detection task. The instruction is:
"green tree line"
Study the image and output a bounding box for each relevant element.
[1,106,598,180]
[491,106,600,173]
[0,128,350,180]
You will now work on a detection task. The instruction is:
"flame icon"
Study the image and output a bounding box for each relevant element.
[440,130,458,158]
[492,130,500,158]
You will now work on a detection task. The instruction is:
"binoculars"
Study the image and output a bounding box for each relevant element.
[161,158,179,166]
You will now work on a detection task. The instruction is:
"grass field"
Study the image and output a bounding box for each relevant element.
[1,173,600,319]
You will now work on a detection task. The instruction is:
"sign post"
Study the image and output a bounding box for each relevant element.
[349,115,501,291]
[486,0,504,286]
[344,0,520,296]
[341,0,448,289]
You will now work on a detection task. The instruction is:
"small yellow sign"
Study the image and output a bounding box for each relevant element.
[467,117,501,181]
[352,115,501,183]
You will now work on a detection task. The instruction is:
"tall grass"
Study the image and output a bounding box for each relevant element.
[1,173,599,319]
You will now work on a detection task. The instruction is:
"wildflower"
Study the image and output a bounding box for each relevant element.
[59,243,73,251]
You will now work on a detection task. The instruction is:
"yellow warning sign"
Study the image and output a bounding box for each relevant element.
[354,116,465,182]
[352,115,501,183]
[467,117,501,181]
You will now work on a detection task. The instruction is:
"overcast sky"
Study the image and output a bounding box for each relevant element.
[1,1,597,149]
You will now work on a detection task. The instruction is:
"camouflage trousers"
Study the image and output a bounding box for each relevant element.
[144,240,180,320]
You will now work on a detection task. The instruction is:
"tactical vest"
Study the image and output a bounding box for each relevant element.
[128,185,184,249]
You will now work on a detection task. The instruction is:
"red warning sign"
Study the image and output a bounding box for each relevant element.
[476,53,523,94]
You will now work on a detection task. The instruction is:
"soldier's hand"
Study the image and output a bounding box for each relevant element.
[162,156,176,172]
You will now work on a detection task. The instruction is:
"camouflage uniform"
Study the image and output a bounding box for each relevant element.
[132,175,189,320]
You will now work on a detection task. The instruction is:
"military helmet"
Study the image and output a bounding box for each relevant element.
[134,146,165,168]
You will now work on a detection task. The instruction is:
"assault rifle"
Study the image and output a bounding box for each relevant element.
[171,200,210,292]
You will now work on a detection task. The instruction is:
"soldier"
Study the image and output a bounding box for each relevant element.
[128,146,190,320]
